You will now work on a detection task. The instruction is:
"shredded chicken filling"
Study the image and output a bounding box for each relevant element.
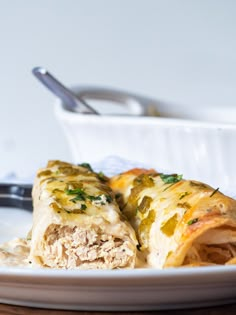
[41,224,134,269]
[183,227,236,266]
[184,243,236,265]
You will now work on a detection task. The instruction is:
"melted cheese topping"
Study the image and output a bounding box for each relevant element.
[37,160,117,220]
[110,169,236,268]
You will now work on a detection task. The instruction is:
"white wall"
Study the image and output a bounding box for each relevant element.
[0,0,235,176]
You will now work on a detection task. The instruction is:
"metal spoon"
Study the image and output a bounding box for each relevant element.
[32,67,99,114]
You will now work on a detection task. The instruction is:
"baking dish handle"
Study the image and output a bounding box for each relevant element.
[75,86,160,116]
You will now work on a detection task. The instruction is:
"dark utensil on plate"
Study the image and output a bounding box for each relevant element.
[0,184,33,211]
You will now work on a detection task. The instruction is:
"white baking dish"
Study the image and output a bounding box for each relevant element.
[54,90,236,192]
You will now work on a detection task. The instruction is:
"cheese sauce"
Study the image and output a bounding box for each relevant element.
[0,238,31,267]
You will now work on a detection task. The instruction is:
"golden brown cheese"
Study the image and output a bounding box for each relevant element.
[30,160,137,269]
[110,169,236,268]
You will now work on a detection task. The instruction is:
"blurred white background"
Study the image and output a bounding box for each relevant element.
[0,0,236,177]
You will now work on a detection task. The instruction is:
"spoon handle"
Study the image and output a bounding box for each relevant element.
[32,67,98,114]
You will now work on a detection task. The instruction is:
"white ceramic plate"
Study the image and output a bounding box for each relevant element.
[0,207,236,311]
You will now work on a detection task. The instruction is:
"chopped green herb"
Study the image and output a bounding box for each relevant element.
[105,195,113,203]
[97,171,107,182]
[163,183,176,192]
[105,195,112,203]
[179,191,191,200]
[65,188,84,195]
[210,187,219,197]
[160,173,183,184]
[66,187,112,205]
[66,188,86,201]
[70,195,85,203]
[70,195,86,202]
[78,163,94,172]
[81,204,87,211]
[87,195,102,201]
[187,218,198,225]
